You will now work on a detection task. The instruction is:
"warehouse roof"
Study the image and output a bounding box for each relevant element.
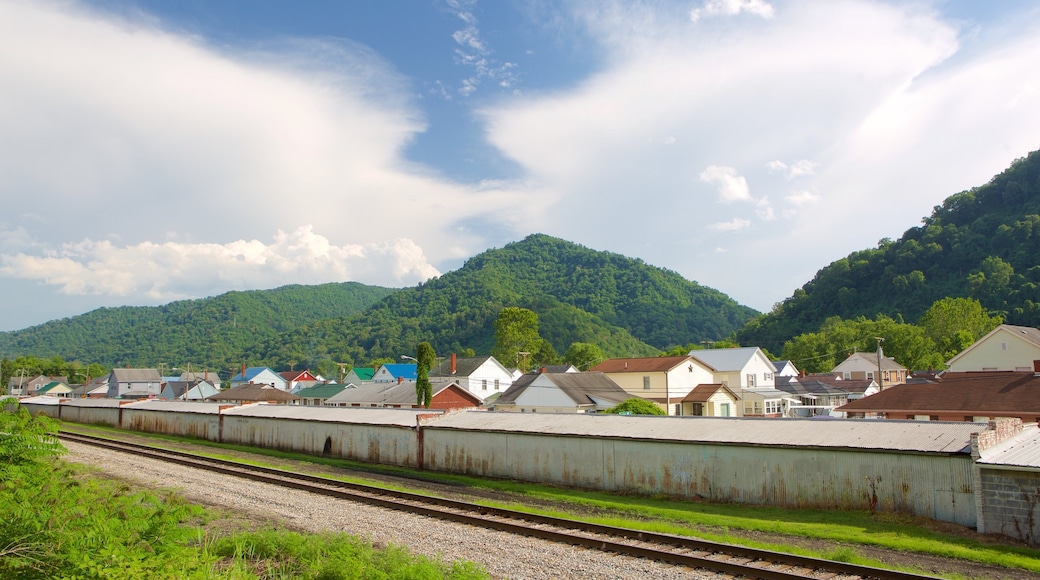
[426,412,983,453]
[220,404,438,427]
[123,400,226,414]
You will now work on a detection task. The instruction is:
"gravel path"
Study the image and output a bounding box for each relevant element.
[63,441,723,580]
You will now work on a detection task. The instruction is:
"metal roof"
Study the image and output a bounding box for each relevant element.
[220,404,436,427]
[425,412,983,453]
[978,426,1040,469]
[123,400,226,414]
[689,347,763,372]
[56,397,123,408]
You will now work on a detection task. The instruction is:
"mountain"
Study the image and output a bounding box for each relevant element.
[737,148,1040,353]
[0,234,758,373]
[0,282,396,369]
[264,234,758,370]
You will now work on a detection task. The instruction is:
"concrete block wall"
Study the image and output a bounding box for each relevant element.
[980,468,1040,546]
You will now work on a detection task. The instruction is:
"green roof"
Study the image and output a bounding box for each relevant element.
[295,383,347,399]
[348,367,375,381]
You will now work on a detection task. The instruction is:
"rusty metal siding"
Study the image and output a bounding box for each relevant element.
[58,404,121,426]
[218,415,418,467]
[422,429,978,527]
[120,407,220,440]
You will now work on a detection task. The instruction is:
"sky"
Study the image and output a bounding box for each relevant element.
[2,0,1040,332]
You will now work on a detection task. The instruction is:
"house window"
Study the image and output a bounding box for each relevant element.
[842,372,851,380]
[746,374,756,387]
[482,379,487,391]
[643,376,651,390]
[883,371,890,381]
[929,415,939,421]
[494,379,500,390]
[764,373,773,382]
[765,400,780,414]
[865,371,874,380]
[1001,342,1008,351]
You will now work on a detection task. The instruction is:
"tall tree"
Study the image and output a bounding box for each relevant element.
[918,297,1003,361]
[491,307,542,372]
[414,342,435,408]
[563,342,605,370]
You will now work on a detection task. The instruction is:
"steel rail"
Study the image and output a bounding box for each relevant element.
[60,431,942,580]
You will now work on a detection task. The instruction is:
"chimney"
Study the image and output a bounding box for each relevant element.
[451,353,457,375]
[398,376,404,384]
[540,367,547,374]
[241,363,246,378]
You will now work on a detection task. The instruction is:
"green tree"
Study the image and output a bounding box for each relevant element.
[918,297,1003,361]
[415,342,435,408]
[604,398,666,415]
[491,307,542,372]
[563,342,605,370]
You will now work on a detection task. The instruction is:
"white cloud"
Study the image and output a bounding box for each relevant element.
[711,218,751,232]
[755,197,776,221]
[699,165,752,203]
[690,0,775,22]
[0,226,439,299]
[786,191,820,206]
[766,159,818,179]
[446,0,519,95]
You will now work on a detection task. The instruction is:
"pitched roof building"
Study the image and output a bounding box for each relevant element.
[492,372,632,413]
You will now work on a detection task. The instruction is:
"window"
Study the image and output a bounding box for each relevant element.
[746,374,756,387]
[1001,342,1008,351]
[494,379,500,390]
[482,379,487,391]
[764,372,773,382]
[842,372,851,380]
[643,376,651,390]
[720,403,730,417]
[765,400,780,414]
[865,371,874,380]
[883,371,890,382]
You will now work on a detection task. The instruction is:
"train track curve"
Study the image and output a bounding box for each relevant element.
[59,431,942,580]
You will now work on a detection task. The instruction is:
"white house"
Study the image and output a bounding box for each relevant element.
[589,356,716,416]
[492,372,632,413]
[945,325,1040,373]
[372,364,417,383]
[772,360,800,377]
[691,347,777,390]
[229,366,287,391]
[430,354,514,397]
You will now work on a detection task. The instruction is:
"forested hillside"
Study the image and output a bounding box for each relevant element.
[738,149,1040,353]
[0,234,757,374]
[263,234,757,370]
[0,282,396,369]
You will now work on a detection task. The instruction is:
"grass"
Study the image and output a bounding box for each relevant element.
[61,422,1040,576]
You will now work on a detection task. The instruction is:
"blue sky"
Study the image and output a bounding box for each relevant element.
[2,0,1040,332]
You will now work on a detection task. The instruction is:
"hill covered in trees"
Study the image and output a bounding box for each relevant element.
[0,282,396,371]
[737,148,1040,353]
[0,235,758,375]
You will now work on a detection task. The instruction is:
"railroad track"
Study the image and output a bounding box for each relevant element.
[60,431,940,580]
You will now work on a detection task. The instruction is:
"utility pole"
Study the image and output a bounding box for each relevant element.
[517,351,531,373]
[875,337,885,391]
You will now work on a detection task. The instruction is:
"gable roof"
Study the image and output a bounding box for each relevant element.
[279,370,316,382]
[347,367,375,381]
[431,355,510,377]
[231,366,277,381]
[378,364,418,380]
[294,383,348,399]
[832,352,906,372]
[590,356,711,374]
[207,383,300,403]
[689,347,766,372]
[496,372,631,406]
[111,368,161,382]
[838,371,1040,415]
[323,378,477,406]
[682,384,740,403]
[946,324,1040,367]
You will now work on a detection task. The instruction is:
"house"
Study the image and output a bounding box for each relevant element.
[837,367,1040,422]
[108,368,162,398]
[207,383,301,405]
[229,366,287,391]
[36,381,73,398]
[774,376,852,417]
[831,352,907,388]
[280,370,321,393]
[343,367,375,384]
[802,374,880,400]
[430,354,514,397]
[9,375,71,397]
[178,370,223,385]
[772,360,800,377]
[589,356,716,415]
[741,388,798,418]
[293,383,347,406]
[690,347,777,390]
[158,380,221,401]
[372,364,417,383]
[323,378,480,411]
[492,372,633,413]
[945,325,1040,373]
[680,384,741,417]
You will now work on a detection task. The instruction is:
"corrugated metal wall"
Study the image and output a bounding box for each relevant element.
[219,415,418,467]
[423,430,977,527]
[121,407,220,440]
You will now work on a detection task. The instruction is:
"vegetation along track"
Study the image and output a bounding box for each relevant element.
[60,431,940,580]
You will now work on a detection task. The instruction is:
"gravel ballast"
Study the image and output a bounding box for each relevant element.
[63,441,722,579]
